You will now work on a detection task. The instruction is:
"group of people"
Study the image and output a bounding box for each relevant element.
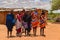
[6,9,47,38]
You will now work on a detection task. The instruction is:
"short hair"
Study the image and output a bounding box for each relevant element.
[41,10,45,15]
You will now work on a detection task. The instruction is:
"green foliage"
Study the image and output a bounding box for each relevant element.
[52,0,60,10]
[48,13,60,22]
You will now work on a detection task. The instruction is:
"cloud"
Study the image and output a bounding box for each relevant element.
[0,0,51,10]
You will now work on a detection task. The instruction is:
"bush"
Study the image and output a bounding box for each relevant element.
[48,13,60,22]
[56,17,60,22]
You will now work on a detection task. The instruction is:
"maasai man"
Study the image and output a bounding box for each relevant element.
[22,11,28,36]
[26,11,32,36]
[6,10,14,37]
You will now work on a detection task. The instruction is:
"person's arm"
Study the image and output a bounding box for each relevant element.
[6,15,8,25]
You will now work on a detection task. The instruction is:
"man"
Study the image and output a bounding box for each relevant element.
[23,11,32,36]
[6,10,14,37]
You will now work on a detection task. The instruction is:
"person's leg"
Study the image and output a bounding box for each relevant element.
[7,30,9,37]
[10,31,12,37]
[40,28,42,36]
[40,27,45,36]
[27,23,31,36]
[25,29,26,35]
[26,28,31,36]
[28,28,31,36]
[29,24,31,36]
[19,28,22,37]
[42,28,45,36]
[25,28,28,36]
[25,29,27,36]
[42,28,44,35]
[33,27,35,36]
[16,29,19,36]
[27,28,29,36]
[7,27,9,37]
[33,27,37,36]
[9,25,13,37]
[35,27,37,36]
[28,28,30,36]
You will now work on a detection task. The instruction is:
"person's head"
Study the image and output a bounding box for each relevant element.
[20,11,23,14]
[10,10,13,14]
[27,11,31,15]
[18,11,21,15]
[41,10,45,15]
[8,12,11,14]
[18,11,20,14]
[22,9,25,13]
[35,10,37,13]
[8,10,13,14]
[25,11,29,15]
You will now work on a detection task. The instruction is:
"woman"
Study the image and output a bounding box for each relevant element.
[16,11,22,37]
[31,11,39,36]
[40,10,46,37]
[6,11,14,37]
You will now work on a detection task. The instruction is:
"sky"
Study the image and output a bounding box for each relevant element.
[0,0,51,10]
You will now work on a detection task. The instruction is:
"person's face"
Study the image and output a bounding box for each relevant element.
[8,13,11,14]
[23,10,25,13]
[18,11,20,14]
[28,11,31,15]
[11,10,13,13]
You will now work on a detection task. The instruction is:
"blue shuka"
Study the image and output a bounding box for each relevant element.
[6,13,14,31]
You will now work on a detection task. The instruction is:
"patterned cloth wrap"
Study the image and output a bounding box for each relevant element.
[32,19,39,27]
[40,16,46,28]
[22,21,28,29]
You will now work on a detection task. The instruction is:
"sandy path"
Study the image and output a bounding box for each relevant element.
[0,23,60,40]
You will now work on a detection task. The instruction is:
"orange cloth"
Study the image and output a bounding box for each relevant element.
[32,21,39,27]
[40,23,46,28]
[39,15,46,28]
[31,11,39,27]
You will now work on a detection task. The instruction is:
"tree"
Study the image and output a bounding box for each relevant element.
[52,0,60,10]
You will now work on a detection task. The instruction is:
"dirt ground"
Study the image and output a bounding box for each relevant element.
[0,23,60,40]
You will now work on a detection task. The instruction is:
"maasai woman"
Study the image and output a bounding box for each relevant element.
[31,11,39,36]
[16,11,22,37]
[40,10,46,37]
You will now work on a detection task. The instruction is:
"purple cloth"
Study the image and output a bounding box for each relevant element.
[22,21,28,28]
